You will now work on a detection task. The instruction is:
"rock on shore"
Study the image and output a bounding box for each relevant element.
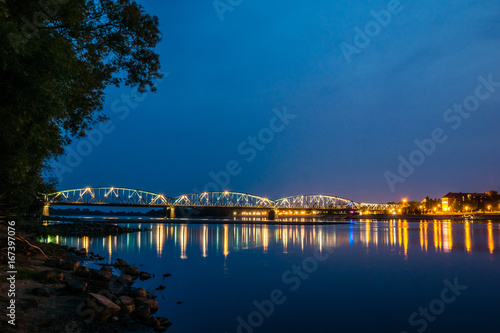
[0,226,173,333]
[86,293,121,321]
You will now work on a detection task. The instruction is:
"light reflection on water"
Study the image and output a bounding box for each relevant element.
[38,219,500,332]
[39,220,500,260]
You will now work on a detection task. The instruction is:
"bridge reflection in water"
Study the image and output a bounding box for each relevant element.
[40,220,500,260]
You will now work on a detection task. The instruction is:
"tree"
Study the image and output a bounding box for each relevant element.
[486,190,498,197]
[0,0,163,217]
[485,190,499,211]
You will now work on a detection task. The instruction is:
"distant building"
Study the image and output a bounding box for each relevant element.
[441,192,488,211]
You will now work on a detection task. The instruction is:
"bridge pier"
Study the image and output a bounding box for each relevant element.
[42,204,50,217]
[268,209,278,221]
[166,206,175,219]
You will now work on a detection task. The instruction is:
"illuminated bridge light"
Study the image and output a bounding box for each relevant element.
[42,187,398,217]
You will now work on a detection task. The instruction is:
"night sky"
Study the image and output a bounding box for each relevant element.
[53,0,500,203]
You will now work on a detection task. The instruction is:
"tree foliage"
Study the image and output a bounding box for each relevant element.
[0,0,163,217]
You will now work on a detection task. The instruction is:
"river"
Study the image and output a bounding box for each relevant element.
[39,219,500,333]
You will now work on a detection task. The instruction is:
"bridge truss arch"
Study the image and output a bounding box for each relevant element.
[42,187,399,213]
[173,191,274,208]
[356,202,399,211]
[274,195,356,210]
[44,187,173,207]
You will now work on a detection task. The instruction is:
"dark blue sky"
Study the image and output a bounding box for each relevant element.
[53,0,500,203]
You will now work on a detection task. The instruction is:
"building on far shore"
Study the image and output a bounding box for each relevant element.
[441,192,494,212]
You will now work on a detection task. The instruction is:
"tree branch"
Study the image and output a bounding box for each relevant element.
[14,234,49,259]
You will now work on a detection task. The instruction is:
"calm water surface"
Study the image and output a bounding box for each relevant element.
[40,220,500,333]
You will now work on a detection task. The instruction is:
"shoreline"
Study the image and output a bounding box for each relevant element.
[0,222,172,332]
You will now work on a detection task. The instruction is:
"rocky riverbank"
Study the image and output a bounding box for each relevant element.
[0,222,172,332]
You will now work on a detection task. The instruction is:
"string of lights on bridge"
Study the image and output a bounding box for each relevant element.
[43,186,398,211]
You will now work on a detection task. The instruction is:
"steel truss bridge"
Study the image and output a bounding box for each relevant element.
[42,187,398,218]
